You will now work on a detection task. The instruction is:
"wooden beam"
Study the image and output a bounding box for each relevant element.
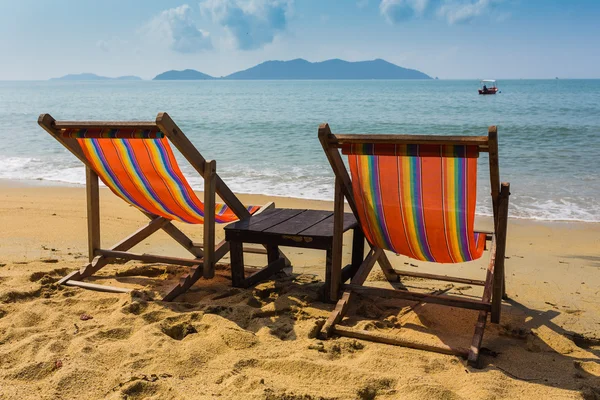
[350,248,382,285]
[375,249,401,283]
[318,124,359,216]
[397,286,454,322]
[162,264,203,302]
[394,270,486,286]
[253,201,275,215]
[58,270,82,286]
[241,258,286,288]
[203,160,217,279]
[95,249,202,267]
[63,280,133,294]
[343,284,492,312]
[468,235,497,366]
[155,112,250,220]
[53,121,156,130]
[243,246,268,255]
[38,114,90,167]
[491,183,510,323]
[143,213,204,258]
[329,177,345,301]
[214,240,230,262]
[161,241,227,301]
[86,167,100,262]
[488,126,500,231]
[327,133,489,150]
[113,217,170,252]
[334,326,469,358]
[73,216,170,282]
[321,248,381,338]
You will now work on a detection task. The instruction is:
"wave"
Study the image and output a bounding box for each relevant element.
[1,156,598,223]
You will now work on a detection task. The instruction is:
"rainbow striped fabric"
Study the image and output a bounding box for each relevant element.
[72,133,260,224]
[342,143,485,263]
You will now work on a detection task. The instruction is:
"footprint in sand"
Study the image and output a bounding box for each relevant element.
[159,314,203,340]
[119,380,159,399]
[1,287,43,304]
[29,267,71,282]
[10,361,60,381]
[90,327,133,341]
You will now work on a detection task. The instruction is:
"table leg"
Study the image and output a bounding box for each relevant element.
[267,245,279,264]
[324,246,333,301]
[230,240,245,287]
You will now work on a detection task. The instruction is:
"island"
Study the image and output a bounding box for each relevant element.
[51,59,432,81]
[50,73,142,81]
[153,69,215,80]
[150,59,431,80]
[224,58,431,80]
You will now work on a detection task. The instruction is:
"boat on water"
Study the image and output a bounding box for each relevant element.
[479,79,499,95]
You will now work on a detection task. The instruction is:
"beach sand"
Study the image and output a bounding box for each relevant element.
[1,181,599,399]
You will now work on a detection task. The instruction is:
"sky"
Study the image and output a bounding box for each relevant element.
[1,0,599,80]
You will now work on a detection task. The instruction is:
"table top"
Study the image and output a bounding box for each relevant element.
[224,208,358,238]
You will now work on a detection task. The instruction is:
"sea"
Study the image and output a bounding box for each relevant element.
[0,79,599,222]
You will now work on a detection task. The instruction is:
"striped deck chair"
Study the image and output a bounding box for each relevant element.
[38,112,282,301]
[318,124,510,366]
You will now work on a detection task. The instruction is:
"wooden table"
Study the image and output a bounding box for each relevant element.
[224,208,363,300]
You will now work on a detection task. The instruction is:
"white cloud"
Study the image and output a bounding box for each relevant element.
[437,0,498,24]
[96,40,109,52]
[380,0,429,23]
[201,0,291,50]
[142,5,212,53]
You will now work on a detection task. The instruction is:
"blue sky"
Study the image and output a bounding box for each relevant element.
[1,0,599,80]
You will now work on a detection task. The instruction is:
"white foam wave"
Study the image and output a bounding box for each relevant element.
[0,156,86,185]
[1,156,598,222]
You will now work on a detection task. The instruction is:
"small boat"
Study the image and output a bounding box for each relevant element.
[479,79,499,95]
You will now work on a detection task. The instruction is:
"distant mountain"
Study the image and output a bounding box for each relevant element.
[153,69,215,80]
[55,59,431,81]
[51,73,142,81]
[114,75,143,80]
[224,58,431,80]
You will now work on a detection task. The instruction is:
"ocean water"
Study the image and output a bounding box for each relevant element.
[0,79,599,222]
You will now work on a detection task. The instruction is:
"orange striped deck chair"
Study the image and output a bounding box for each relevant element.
[38,112,278,301]
[318,124,510,366]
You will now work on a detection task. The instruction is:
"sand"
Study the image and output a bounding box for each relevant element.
[1,180,599,399]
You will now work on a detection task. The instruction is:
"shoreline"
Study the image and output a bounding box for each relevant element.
[1,178,598,225]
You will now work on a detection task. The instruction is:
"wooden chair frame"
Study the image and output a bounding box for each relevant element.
[38,112,275,301]
[318,124,510,366]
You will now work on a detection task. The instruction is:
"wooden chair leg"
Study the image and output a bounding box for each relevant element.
[162,264,204,301]
[376,250,400,283]
[467,310,488,368]
[203,160,216,279]
[324,247,335,301]
[86,167,100,262]
[491,183,510,324]
[329,177,345,302]
[468,230,498,366]
[321,248,381,338]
